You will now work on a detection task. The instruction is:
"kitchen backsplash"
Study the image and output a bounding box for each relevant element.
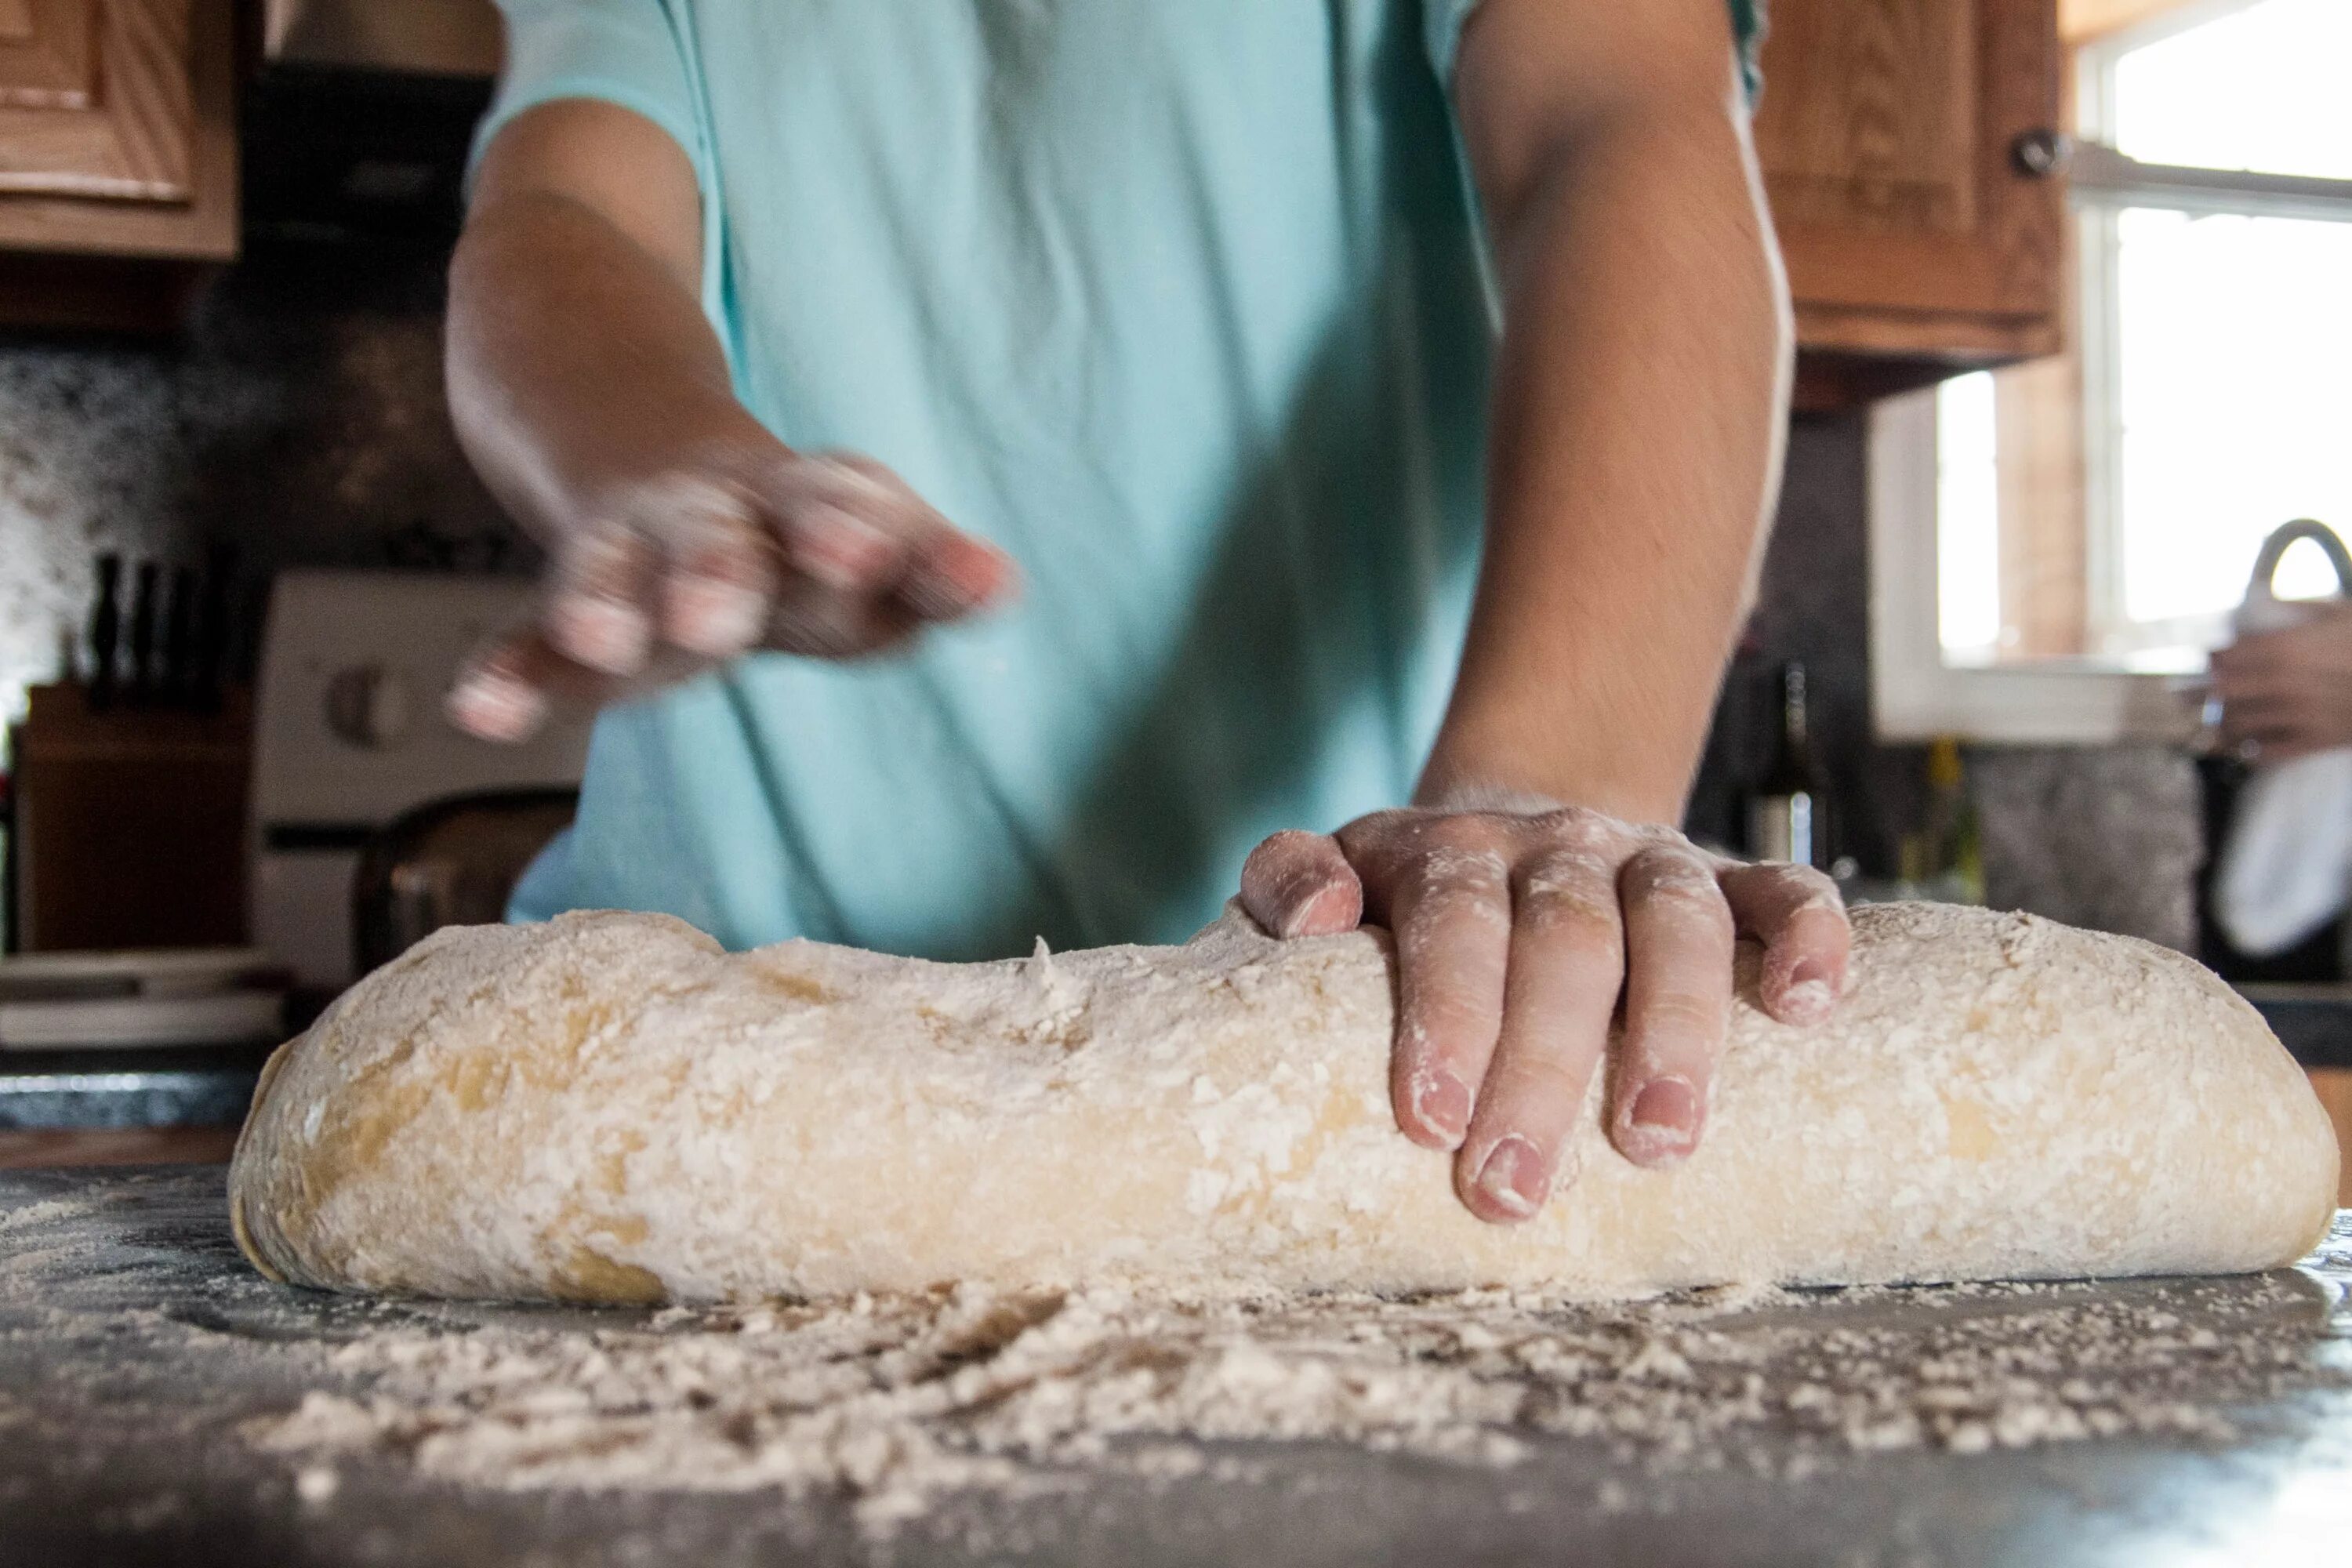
[1689,414,2205,953]
[0,241,2203,949]
[0,235,526,718]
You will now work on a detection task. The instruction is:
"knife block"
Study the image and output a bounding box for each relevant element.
[8,682,252,952]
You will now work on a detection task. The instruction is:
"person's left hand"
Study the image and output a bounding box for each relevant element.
[2211,600,2352,764]
[1240,796,1851,1225]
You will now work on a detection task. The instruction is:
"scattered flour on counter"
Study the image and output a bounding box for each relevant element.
[244,1269,2350,1532]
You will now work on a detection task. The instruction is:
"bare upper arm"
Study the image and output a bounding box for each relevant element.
[467,99,705,298]
[1449,0,1752,241]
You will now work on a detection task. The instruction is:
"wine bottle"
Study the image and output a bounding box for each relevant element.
[1747,661,1829,869]
[1914,735,1984,903]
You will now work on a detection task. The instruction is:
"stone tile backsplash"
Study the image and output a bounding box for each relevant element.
[0,239,523,716]
[1972,746,2203,953]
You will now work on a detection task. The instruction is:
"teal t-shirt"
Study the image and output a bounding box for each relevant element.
[488,0,1759,958]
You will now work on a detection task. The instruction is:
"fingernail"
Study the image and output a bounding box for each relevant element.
[666,575,768,657]
[1472,1135,1548,1219]
[1277,880,1357,940]
[1621,1076,1700,1164]
[1409,1070,1472,1149]
[550,595,652,675]
[446,672,545,742]
[1781,958,1835,1023]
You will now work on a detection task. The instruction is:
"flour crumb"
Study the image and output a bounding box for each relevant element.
[235,1268,2347,1536]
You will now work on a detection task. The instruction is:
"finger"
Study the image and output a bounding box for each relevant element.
[1363,823,1512,1155]
[1610,846,1734,1167]
[1239,830,1364,939]
[766,455,916,592]
[2240,712,2324,751]
[892,525,1018,623]
[2209,641,2280,678]
[2251,736,2328,764]
[1456,831,1626,1222]
[2210,666,2291,706]
[648,485,779,659]
[1718,862,1850,1025]
[2219,697,2303,747]
[763,572,924,658]
[545,524,658,677]
[809,454,1016,622]
[446,623,623,742]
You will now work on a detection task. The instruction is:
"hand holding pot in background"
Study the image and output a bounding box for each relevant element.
[2212,598,2352,764]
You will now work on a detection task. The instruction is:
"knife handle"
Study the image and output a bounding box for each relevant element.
[162,565,196,709]
[125,562,158,706]
[88,555,122,713]
[193,544,238,715]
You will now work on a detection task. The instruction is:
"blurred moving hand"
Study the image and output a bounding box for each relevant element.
[441,100,1014,744]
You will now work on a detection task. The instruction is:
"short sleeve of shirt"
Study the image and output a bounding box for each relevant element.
[474,0,710,190]
[1422,0,1768,103]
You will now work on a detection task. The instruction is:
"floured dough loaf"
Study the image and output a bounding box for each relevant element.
[229,902,2339,1304]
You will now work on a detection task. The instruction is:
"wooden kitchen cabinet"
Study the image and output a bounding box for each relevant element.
[1753,0,2067,406]
[0,0,238,330]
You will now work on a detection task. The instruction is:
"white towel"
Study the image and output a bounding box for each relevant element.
[2212,521,2352,957]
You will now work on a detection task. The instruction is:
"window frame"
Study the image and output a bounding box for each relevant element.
[1868,0,2352,742]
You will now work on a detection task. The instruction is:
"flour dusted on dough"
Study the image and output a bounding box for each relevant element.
[228,902,2339,1304]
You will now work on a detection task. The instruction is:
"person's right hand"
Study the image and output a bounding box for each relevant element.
[446,448,1015,743]
[2210,598,2352,765]
[444,100,1016,744]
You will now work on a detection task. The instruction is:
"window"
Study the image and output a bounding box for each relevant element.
[1878,0,2352,739]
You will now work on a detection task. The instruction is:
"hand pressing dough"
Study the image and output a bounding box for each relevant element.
[229,902,2339,1305]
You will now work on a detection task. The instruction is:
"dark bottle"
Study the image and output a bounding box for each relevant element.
[1746,661,1829,869]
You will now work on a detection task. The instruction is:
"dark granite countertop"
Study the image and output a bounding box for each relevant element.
[2,1169,2347,1568]
[0,1043,273,1131]
[2242,986,2352,1071]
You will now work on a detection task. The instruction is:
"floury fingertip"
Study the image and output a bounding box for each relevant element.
[446,670,547,742]
[665,573,769,656]
[550,593,654,675]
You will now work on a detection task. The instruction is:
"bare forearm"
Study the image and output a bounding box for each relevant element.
[447,192,764,543]
[1423,95,1790,823]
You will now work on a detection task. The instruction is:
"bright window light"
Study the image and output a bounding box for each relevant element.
[2111,0,2352,180]
[1935,372,2002,660]
[2114,206,2352,624]
[1934,0,2352,666]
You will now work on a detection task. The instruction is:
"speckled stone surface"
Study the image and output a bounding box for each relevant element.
[1973,746,2205,953]
[1697,414,2205,948]
[0,239,525,717]
[3,1168,2348,1568]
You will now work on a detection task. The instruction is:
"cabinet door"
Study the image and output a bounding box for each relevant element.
[0,0,232,263]
[0,0,190,201]
[1754,0,2066,363]
[0,0,99,111]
